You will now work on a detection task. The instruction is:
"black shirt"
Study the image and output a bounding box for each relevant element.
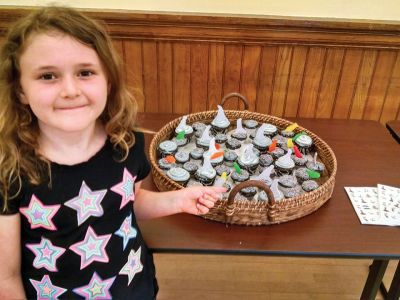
[1,132,157,299]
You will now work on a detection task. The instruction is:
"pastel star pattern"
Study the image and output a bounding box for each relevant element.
[111,168,137,209]
[30,274,67,299]
[26,237,66,272]
[69,226,111,269]
[20,194,60,231]
[73,272,115,300]
[115,214,137,250]
[119,246,143,285]
[65,181,107,226]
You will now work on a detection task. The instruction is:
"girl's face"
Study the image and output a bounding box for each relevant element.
[19,32,108,136]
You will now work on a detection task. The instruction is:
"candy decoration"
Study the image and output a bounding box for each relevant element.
[287,138,294,148]
[215,143,221,150]
[165,155,176,163]
[293,145,302,158]
[268,139,277,152]
[293,131,306,142]
[221,172,228,180]
[285,122,298,132]
[176,130,185,140]
[233,162,242,174]
[306,169,320,179]
[210,151,224,160]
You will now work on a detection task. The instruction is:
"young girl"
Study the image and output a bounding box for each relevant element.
[0,6,225,299]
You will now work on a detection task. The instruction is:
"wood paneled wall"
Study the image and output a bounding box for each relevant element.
[1,7,400,123]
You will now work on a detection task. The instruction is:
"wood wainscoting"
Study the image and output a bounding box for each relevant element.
[1,7,400,124]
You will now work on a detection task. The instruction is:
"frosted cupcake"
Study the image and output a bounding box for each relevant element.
[167,167,190,186]
[306,153,325,173]
[231,169,250,183]
[183,161,199,175]
[226,138,241,150]
[158,140,178,157]
[190,147,204,160]
[274,149,295,175]
[237,144,259,173]
[270,147,285,159]
[194,156,217,186]
[240,186,257,200]
[223,150,238,166]
[215,164,231,176]
[231,118,248,141]
[174,150,190,164]
[270,179,284,201]
[203,138,224,166]
[211,105,230,133]
[259,154,274,167]
[262,123,278,138]
[243,119,258,129]
[302,180,319,192]
[252,124,272,152]
[158,157,176,170]
[171,136,188,147]
[294,133,313,154]
[294,168,310,183]
[196,125,213,149]
[250,165,274,186]
[214,133,228,145]
[291,154,307,166]
[175,115,194,139]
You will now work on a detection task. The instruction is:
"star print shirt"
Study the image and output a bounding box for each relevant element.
[0,132,158,299]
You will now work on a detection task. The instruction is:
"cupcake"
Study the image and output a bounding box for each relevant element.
[215,164,231,176]
[262,123,278,138]
[280,130,295,138]
[175,115,194,139]
[237,144,259,173]
[190,147,204,160]
[270,147,285,159]
[194,156,217,186]
[226,138,241,150]
[196,125,213,149]
[171,136,188,147]
[250,165,274,186]
[240,186,257,200]
[166,167,190,186]
[192,122,206,134]
[223,150,238,166]
[158,157,176,170]
[306,153,325,173]
[278,174,301,198]
[174,150,190,164]
[243,119,258,129]
[259,154,274,167]
[281,185,302,198]
[294,167,310,183]
[291,154,307,166]
[302,180,319,192]
[183,161,199,175]
[274,149,295,175]
[252,124,272,152]
[231,118,248,140]
[275,135,287,148]
[294,133,313,154]
[158,140,178,157]
[258,190,270,201]
[231,169,250,183]
[211,105,230,133]
[203,138,224,166]
[214,133,228,145]
[278,174,298,188]
[270,179,284,201]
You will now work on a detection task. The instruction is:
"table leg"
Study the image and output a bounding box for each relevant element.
[387,260,400,300]
[361,259,389,300]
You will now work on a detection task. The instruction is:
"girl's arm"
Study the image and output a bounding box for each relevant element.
[134,181,226,220]
[0,214,26,299]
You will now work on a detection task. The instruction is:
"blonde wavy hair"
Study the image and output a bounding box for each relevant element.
[0,6,139,211]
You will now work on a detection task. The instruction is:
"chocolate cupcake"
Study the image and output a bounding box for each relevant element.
[275,135,287,148]
[215,164,231,176]
[302,180,319,192]
[214,133,228,145]
[196,125,213,149]
[281,185,302,198]
[211,105,230,133]
[240,186,257,200]
[158,157,176,170]
[171,136,188,147]
[237,144,259,173]
[175,115,194,139]
[270,147,285,159]
[158,140,178,157]
[231,118,248,141]
[190,147,204,160]
[294,134,313,154]
[294,167,310,183]
[194,156,216,186]
[278,174,298,188]
[280,130,295,138]
[262,123,278,138]
[243,119,258,129]
[183,161,199,175]
[274,149,295,175]
[252,124,272,152]
[291,154,307,166]
[224,150,238,166]
[174,150,190,164]
[231,169,250,183]
[226,138,241,150]
[192,122,206,133]
[306,153,325,173]
[166,167,190,186]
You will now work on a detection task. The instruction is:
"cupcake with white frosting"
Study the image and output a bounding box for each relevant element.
[203,138,224,166]
[174,150,190,164]
[274,149,295,175]
[231,118,248,140]
[175,115,194,138]
[262,123,278,138]
[158,140,178,157]
[194,156,217,186]
[294,133,313,154]
[196,125,213,149]
[306,153,325,173]
[237,144,259,173]
[211,105,230,133]
[252,124,272,152]
[167,167,190,186]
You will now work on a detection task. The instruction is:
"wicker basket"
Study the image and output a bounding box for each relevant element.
[149,93,337,226]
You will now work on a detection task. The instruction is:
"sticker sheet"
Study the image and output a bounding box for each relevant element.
[345,185,400,226]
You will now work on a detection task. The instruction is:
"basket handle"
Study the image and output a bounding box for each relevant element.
[225,180,276,224]
[220,92,249,110]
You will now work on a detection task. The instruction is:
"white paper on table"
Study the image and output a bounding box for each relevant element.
[344,187,382,225]
[378,184,400,226]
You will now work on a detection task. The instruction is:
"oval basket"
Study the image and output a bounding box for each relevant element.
[149,95,337,226]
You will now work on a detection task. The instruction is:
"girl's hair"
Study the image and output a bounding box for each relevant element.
[0,6,139,211]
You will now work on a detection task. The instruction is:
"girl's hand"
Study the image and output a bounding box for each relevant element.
[177,186,227,215]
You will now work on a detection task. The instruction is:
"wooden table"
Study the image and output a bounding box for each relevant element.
[137,113,400,300]
[386,120,400,144]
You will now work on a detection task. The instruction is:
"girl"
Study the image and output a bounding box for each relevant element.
[0,6,225,299]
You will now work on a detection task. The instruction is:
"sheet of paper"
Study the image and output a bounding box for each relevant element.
[345,187,381,225]
[378,184,400,226]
